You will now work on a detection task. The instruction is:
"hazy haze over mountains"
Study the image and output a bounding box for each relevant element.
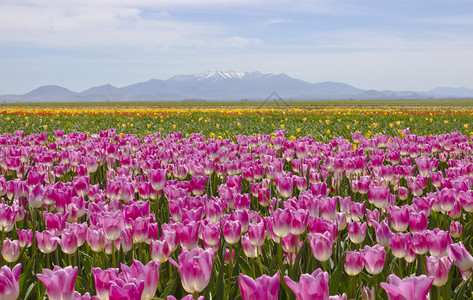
[1,70,473,102]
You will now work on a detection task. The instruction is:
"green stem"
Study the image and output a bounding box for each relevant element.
[55,248,60,267]
[278,242,284,275]
[227,244,234,296]
[257,255,264,275]
[31,208,37,272]
[112,240,116,268]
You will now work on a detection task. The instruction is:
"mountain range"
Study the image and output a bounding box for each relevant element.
[1,70,473,102]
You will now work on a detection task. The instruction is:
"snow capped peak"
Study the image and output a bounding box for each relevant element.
[196,70,247,80]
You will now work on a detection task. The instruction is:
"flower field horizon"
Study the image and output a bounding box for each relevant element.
[1,103,473,299]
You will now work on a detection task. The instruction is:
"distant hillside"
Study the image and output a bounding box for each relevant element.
[1,70,473,102]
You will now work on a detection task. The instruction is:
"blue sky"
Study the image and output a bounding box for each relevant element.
[1,0,473,94]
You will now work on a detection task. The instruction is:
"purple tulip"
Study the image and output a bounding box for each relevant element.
[309,232,333,262]
[36,230,61,254]
[37,266,78,300]
[362,244,386,275]
[0,263,21,300]
[239,271,280,300]
[92,267,120,300]
[1,238,20,263]
[348,221,367,244]
[148,169,167,192]
[221,218,242,245]
[169,247,215,294]
[449,241,473,271]
[109,278,144,300]
[284,268,329,300]
[344,250,364,276]
[177,221,200,250]
[121,260,160,300]
[425,256,452,286]
[150,239,171,263]
[242,234,259,258]
[270,208,292,238]
[380,274,434,300]
[102,211,124,241]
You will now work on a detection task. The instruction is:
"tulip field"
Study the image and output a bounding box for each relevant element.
[2,103,473,299]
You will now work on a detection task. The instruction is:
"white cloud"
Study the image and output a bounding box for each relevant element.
[0,1,259,49]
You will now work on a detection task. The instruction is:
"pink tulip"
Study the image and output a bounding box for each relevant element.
[0,204,17,232]
[271,208,292,238]
[348,221,367,244]
[28,183,45,208]
[368,186,393,209]
[225,247,236,264]
[239,271,280,300]
[390,233,410,259]
[362,286,375,300]
[398,186,409,201]
[425,256,452,286]
[118,227,133,252]
[380,274,434,300]
[290,209,308,235]
[177,221,200,250]
[427,229,451,258]
[190,176,208,196]
[387,206,409,232]
[221,218,242,245]
[349,201,365,222]
[132,217,149,244]
[148,169,167,192]
[36,230,61,254]
[449,241,473,271]
[161,228,179,252]
[411,233,428,255]
[284,268,329,300]
[2,238,20,263]
[44,212,69,235]
[17,229,33,248]
[87,227,106,253]
[150,239,171,263]
[275,174,293,198]
[169,247,215,294]
[242,234,259,258]
[37,266,78,300]
[309,232,333,262]
[60,229,79,255]
[0,263,21,300]
[408,212,428,234]
[109,278,144,300]
[450,221,462,239]
[73,176,89,197]
[121,260,160,300]
[362,244,386,275]
[344,250,364,276]
[92,267,120,300]
[102,211,124,241]
[248,221,266,247]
